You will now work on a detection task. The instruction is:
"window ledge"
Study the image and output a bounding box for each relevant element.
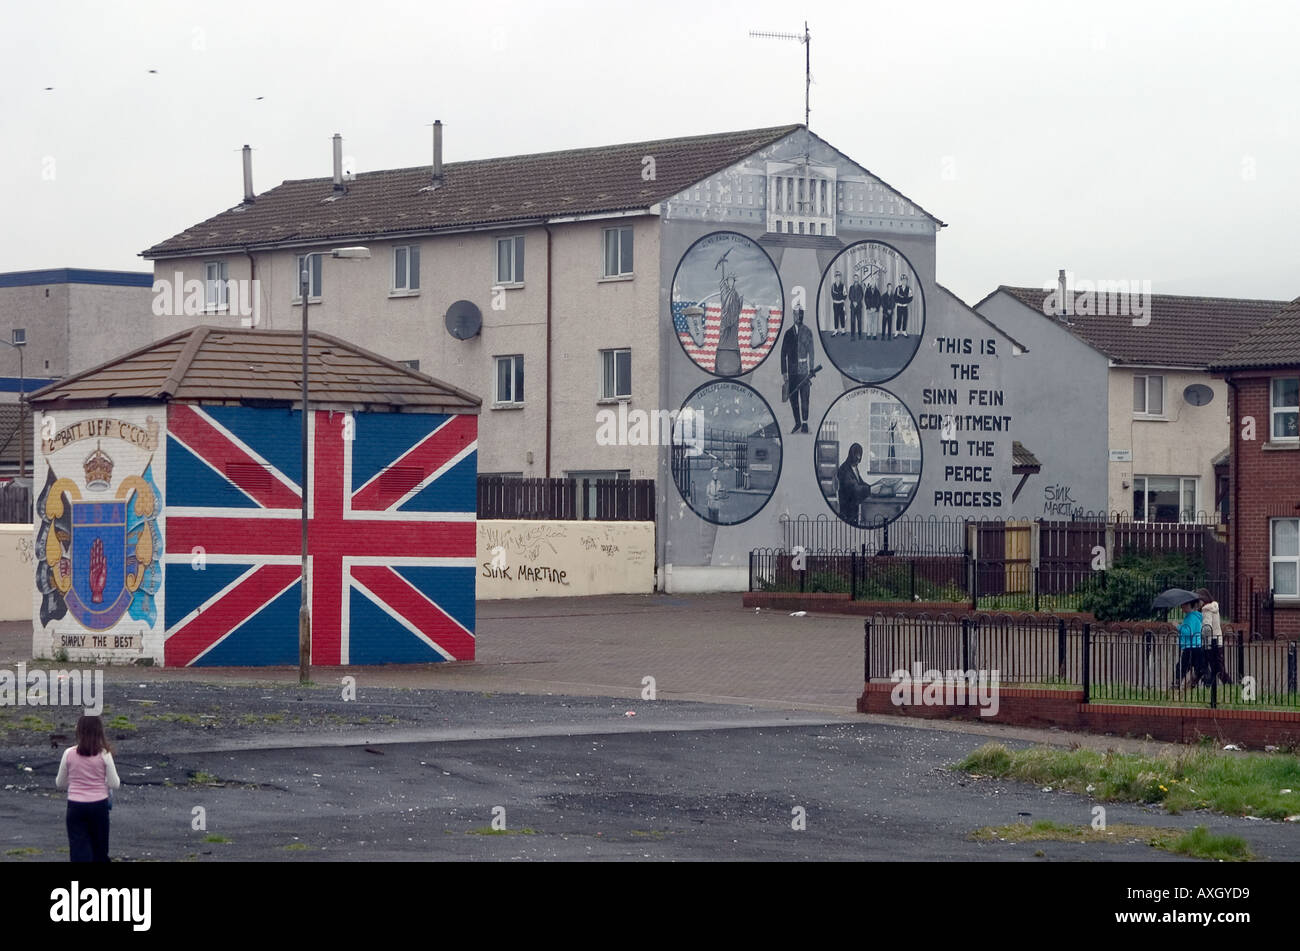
[388,290,421,299]
[1132,414,1168,421]
[1262,441,1300,451]
[494,282,525,291]
[491,402,525,411]
[291,297,323,305]
[597,397,632,406]
[598,274,634,284]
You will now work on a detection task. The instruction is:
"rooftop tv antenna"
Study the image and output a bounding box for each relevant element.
[749,21,811,128]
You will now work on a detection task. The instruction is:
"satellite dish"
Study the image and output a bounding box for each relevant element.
[1183,383,1214,406]
[444,300,482,340]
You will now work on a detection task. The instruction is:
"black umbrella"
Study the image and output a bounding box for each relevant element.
[1151,588,1200,610]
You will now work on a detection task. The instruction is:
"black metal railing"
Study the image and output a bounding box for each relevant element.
[864,613,1299,710]
[751,548,1245,621]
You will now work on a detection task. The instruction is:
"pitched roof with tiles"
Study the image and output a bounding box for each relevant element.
[982,285,1288,368]
[26,326,481,412]
[142,125,804,258]
[1209,297,1300,371]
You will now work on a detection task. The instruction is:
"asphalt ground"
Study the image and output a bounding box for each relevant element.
[2,594,1298,863]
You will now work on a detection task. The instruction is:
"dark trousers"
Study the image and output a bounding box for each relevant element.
[849,305,862,339]
[896,305,909,333]
[832,303,845,330]
[789,378,809,426]
[881,311,893,340]
[67,799,110,862]
[1176,647,1204,686]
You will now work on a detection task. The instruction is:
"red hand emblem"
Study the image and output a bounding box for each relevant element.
[89,537,106,604]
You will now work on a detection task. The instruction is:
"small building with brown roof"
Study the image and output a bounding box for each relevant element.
[1210,297,1300,637]
[27,326,480,666]
[976,276,1287,521]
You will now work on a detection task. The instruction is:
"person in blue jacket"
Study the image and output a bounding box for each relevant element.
[1175,600,1204,689]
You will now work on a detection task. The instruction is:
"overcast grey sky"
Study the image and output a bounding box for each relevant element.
[4,0,1297,304]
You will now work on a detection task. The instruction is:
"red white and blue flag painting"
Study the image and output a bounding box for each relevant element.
[672,300,783,374]
[163,404,477,666]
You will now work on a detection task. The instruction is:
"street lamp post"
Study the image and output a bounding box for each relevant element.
[298,247,369,685]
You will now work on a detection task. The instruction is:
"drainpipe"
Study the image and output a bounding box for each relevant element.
[243,248,259,328]
[1227,377,1240,622]
[543,223,553,478]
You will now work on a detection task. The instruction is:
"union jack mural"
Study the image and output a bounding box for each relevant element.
[163,404,477,666]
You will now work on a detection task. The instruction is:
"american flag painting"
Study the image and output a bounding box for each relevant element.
[162,403,477,666]
[672,300,783,373]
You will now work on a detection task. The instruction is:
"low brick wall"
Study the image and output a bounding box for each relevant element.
[859,682,1300,747]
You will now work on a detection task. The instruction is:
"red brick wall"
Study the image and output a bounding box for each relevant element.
[859,682,1300,747]
[1228,374,1300,637]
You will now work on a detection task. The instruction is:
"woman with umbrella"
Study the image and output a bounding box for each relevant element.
[1152,589,1204,689]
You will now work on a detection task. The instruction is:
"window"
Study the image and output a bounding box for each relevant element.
[1133,374,1164,416]
[204,261,228,311]
[1272,518,1299,597]
[393,245,420,293]
[495,355,524,404]
[294,254,323,300]
[1271,378,1299,440]
[869,401,922,474]
[602,227,633,277]
[399,359,420,372]
[11,328,25,346]
[1132,475,1198,522]
[600,348,631,400]
[496,236,524,284]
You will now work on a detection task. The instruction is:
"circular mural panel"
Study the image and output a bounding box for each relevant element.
[671,231,783,378]
[815,386,923,529]
[671,380,783,526]
[815,240,925,385]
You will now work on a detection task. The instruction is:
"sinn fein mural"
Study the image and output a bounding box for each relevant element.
[816,387,922,528]
[817,241,924,385]
[671,380,782,526]
[671,231,783,377]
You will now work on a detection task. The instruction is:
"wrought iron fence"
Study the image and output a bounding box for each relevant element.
[865,612,1299,709]
[751,547,1243,621]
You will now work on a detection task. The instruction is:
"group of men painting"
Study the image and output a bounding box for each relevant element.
[828,270,913,341]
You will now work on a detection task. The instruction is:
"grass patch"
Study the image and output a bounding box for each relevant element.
[4,847,42,857]
[143,712,201,725]
[971,820,1253,861]
[189,770,218,785]
[239,713,286,726]
[957,742,1300,819]
[202,834,230,844]
[281,842,311,851]
[18,714,56,731]
[466,826,537,836]
[106,714,136,733]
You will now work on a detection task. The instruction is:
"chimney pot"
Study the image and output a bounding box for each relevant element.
[432,119,444,186]
[242,145,255,203]
[332,133,344,192]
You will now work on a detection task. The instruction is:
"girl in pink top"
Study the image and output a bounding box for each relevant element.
[55,714,121,862]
